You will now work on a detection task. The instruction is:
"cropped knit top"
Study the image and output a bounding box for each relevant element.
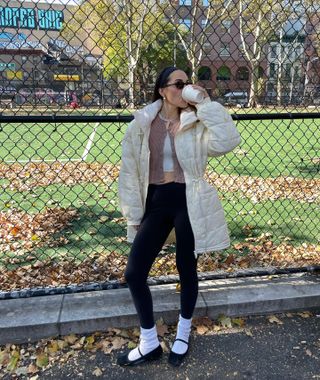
[148,113,185,184]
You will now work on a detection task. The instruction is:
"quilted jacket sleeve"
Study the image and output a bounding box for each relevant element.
[118,122,144,225]
[196,98,241,157]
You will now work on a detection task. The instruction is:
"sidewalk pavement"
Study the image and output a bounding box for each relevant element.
[1,271,320,345]
[30,311,320,380]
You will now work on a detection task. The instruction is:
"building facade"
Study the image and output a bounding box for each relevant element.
[0,0,103,106]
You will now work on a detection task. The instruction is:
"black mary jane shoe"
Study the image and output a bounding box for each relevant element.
[168,338,189,367]
[117,344,163,367]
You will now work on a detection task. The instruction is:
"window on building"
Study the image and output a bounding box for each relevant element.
[216,66,231,80]
[270,45,277,59]
[270,63,277,78]
[203,0,209,5]
[295,46,303,59]
[179,18,191,30]
[239,46,246,58]
[267,82,275,95]
[219,42,230,56]
[221,20,232,33]
[179,0,192,5]
[236,67,249,80]
[258,66,264,78]
[294,66,301,80]
[33,70,42,81]
[284,63,291,80]
[198,66,211,80]
[203,43,211,53]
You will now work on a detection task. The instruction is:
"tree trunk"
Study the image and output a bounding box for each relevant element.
[248,63,259,107]
[276,65,282,106]
[127,62,135,108]
[191,59,197,83]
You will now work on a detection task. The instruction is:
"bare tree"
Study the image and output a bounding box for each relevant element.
[164,0,232,83]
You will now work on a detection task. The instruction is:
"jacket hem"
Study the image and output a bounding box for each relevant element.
[194,242,230,257]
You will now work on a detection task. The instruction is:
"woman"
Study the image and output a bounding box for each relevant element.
[117,66,241,367]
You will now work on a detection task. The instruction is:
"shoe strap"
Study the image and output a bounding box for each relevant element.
[174,338,188,345]
[137,346,143,358]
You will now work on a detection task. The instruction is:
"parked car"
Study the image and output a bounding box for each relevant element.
[0,86,17,96]
[18,87,32,97]
[224,91,248,107]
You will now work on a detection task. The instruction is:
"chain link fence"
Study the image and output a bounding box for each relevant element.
[0,0,319,297]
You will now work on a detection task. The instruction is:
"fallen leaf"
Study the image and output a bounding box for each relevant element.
[192,316,214,328]
[15,366,28,376]
[27,363,39,374]
[111,337,128,351]
[156,319,169,337]
[47,341,59,354]
[160,341,169,353]
[218,315,233,328]
[267,315,283,325]
[297,311,313,318]
[35,353,49,368]
[64,335,78,345]
[127,341,136,349]
[92,367,103,377]
[306,349,312,357]
[232,318,245,327]
[196,325,209,335]
[0,350,9,366]
[7,350,20,372]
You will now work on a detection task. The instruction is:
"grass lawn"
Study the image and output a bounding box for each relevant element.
[1,117,319,177]
[1,180,318,269]
[0,115,319,271]
[210,118,320,179]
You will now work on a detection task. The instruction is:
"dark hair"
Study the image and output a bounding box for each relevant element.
[152,66,180,102]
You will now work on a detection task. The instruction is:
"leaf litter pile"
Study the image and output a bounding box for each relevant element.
[0,162,319,292]
[0,311,317,379]
[1,162,319,202]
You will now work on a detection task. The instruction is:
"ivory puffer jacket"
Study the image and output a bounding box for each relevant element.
[118,98,241,256]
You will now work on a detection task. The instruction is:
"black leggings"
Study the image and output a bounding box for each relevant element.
[124,182,198,329]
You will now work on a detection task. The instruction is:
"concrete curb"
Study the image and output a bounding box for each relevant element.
[0,272,319,345]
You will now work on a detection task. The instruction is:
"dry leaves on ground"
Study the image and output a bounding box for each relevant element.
[1,311,314,378]
[0,314,245,378]
[0,162,319,292]
[205,171,320,204]
[0,162,318,204]
[0,233,319,292]
[0,162,119,192]
[0,207,78,259]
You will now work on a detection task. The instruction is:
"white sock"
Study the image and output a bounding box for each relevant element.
[128,325,159,361]
[172,315,192,355]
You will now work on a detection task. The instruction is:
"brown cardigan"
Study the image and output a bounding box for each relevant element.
[148,113,185,184]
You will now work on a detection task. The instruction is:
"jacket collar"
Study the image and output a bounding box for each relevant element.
[133,100,162,132]
[133,99,198,132]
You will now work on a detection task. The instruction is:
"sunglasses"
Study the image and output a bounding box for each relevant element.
[163,80,192,90]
